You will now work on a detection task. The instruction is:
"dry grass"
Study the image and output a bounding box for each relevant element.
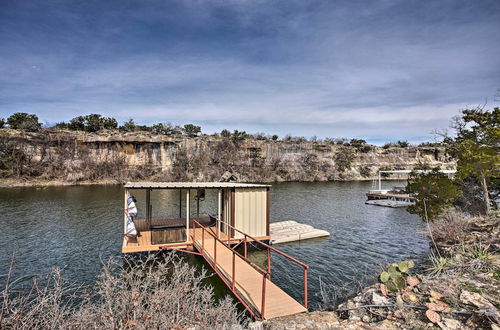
[1,253,244,329]
[428,210,472,247]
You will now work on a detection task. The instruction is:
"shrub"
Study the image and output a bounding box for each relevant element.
[253,133,268,140]
[54,121,69,129]
[349,139,373,153]
[359,166,372,178]
[383,140,411,148]
[68,114,117,132]
[220,129,231,138]
[232,130,248,141]
[134,124,152,132]
[0,254,243,329]
[151,123,182,135]
[69,115,85,130]
[183,124,201,137]
[119,119,136,132]
[428,211,471,246]
[0,117,5,128]
[406,168,461,221]
[7,112,42,131]
[0,137,27,177]
[86,114,117,132]
[271,134,279,141]
[334,146,355,173]
[349,138,365,148]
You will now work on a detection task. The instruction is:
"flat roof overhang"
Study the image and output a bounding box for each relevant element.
[378,170,456,174]
[124,181,271,189]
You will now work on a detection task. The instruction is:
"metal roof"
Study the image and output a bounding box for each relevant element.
[124,181,271,189]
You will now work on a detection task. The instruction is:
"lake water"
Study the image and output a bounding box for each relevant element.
[0,181,429,309]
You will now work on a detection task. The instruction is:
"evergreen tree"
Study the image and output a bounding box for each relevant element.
[446,107,499,213]
[406,168,460,221]
[6,113,42,131]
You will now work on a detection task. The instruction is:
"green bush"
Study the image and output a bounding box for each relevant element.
[220,129,231,138]
[406,167,460,221]
[68,114,117,132]
[151,123,182,135]
[183,124,201,137]
[7,112,42,131]
[119,119,136,132]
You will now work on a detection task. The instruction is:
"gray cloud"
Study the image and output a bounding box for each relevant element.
[1,0,499,143]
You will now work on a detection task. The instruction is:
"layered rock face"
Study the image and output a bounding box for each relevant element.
[0,129,455,183]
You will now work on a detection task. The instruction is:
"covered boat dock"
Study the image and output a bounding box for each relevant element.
[121,182,308,320]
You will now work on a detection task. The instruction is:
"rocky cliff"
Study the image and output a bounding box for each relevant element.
[0,129,455,184]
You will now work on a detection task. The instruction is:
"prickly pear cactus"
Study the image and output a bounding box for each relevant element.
[379,260,415,292]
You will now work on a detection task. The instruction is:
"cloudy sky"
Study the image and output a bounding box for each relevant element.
[1,0,499,144]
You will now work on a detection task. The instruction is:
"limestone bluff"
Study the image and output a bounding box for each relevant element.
[0,129,454,184]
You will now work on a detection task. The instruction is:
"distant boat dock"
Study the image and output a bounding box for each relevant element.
[366,169,456,208]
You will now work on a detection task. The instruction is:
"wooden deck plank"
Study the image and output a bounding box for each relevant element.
[192,228,307,320]
[121,227,270,254]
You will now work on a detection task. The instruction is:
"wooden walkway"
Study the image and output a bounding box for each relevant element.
[191,228,307,320]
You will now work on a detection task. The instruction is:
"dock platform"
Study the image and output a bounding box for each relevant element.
[365,199,413,208]
[270,221,330,244]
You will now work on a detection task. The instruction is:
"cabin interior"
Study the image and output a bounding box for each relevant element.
[122,182,271,253]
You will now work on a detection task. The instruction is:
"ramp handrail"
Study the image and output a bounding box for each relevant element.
[191,219,308,319]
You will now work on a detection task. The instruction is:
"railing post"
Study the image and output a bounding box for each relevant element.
[214,234,217,267]
[202,227,205,253]
[244,235,247,258]
[232,252,236,291]
[304,267,308,310]
[192,216,195,239]
[267,248,271,280]
[216,218,220,240]
[261,273,267,320]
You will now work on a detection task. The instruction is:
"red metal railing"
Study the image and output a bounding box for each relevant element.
[191,219,308,319]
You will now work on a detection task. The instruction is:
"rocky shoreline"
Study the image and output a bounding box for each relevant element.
[264,213,499,329]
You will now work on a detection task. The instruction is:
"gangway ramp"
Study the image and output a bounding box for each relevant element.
[191,220,308,320]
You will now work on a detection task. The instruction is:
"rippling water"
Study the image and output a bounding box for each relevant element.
[0,181,428,309]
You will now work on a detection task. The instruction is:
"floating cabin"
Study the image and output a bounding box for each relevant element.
[122,182,310,320]
[122,182,271,253]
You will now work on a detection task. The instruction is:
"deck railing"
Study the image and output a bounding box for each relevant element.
[191,219,308,319]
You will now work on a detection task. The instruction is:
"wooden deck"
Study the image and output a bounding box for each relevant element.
[192,228,307,320]
[122,224,270,253]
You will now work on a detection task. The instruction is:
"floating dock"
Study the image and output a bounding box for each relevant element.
[270,220,330,244]
[365,191,415,208]
[365,199,413,208]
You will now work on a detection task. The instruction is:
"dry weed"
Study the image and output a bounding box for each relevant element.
[1,253,244,329]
